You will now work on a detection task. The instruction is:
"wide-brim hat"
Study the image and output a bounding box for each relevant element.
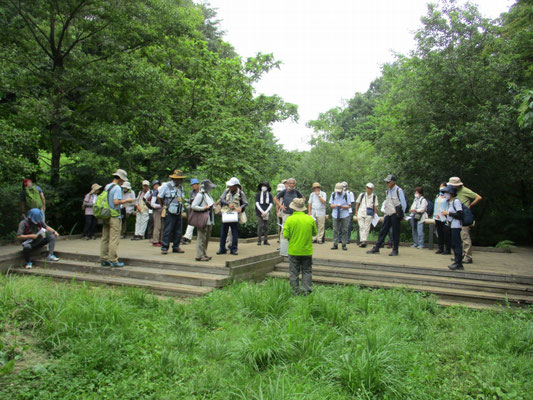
[384,174,396,183]
[341,181,348,187]
[257,182,271,191]
[169,169,186,179]
[447,177,463,186]
[122,181,131,190]
[276,183,285,192]
[90,183,102,194]
[289,198,306,212]
[335,183,344,192]
[312,182,321,188]
[441,185,457,196]
[226,177,241,187]
[112,169,128,181]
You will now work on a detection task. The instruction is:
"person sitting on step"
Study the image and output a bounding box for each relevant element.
[17,208,59,269]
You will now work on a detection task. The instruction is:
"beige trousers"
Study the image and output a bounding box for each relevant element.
[100,217,121,263]
[196,225,212,259]
[313,215,326,241]
[358,216,372,242]
[152,209,163,243]
[461,225,473,261]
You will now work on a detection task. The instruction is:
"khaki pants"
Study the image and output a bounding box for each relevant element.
[461,225,473,261]
[313,215,326,242]
[152,209,163,243]
[196,225,212,259]
[101,217,121,263]
[358,216,372,242]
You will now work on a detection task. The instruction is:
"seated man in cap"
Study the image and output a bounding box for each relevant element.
[182,178,200,245]
[447,176,482,264]
[101,169,134,267]
[131,180,151,240]
[17,208,60,269]
[329,183,352,250]
[283,198,317,295]
[308,182,327,244]
[217,177,248,255]
[355,183,379,248]
[157,169,187,255]
[367,174,407,256]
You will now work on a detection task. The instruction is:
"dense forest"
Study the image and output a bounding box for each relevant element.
[1,0,531,245]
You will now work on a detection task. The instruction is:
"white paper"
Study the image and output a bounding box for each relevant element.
[371,213,380,227]
[38,228,47,237]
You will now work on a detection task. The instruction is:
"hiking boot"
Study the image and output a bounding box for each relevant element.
[172,248,184,254]
[435,249,444,254]
[442,250,451,255]
[366,248,379,254]
[448,263,464,271]
[342,245,347,251]
[331,244,338,250]
[216,250,227,255]
[359,242,367,248]
[389,250,399,256]
[264,240,270,245]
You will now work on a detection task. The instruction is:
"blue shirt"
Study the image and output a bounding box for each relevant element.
[157,181,185,206]
[105,183,123,214]
[329,192,350,219]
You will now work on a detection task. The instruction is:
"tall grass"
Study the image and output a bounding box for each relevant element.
[0,274,532,399]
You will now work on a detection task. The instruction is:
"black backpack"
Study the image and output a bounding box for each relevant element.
[425,198,434,217]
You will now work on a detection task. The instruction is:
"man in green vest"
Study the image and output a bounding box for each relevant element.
[283,198,317,295]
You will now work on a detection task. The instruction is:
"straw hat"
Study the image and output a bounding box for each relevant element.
[289,198,306,212]
[169,169,186,179]
[335,183,344,192]
[90,183,102,194]
[447,177,463,186]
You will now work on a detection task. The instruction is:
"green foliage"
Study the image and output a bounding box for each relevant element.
[495,240,516,249]
[1,276,532,399]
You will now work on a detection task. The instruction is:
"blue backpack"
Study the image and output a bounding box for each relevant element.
[425,198,434,217]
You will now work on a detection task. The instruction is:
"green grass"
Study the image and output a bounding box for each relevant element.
[0,275,532,399]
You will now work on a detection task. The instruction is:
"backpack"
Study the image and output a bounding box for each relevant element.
[425,198,434,217]
[25,186,43,209]
[451,199,474,227]
[93,184,120,220]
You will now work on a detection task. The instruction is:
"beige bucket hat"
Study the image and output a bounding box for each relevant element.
[289,198,306,212]
[447,177,463,186]
[112,169,128,181]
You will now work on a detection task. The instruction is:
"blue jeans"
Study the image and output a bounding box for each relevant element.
[410,218,425,247]
[162,213,183,251]
[219,222,239,253]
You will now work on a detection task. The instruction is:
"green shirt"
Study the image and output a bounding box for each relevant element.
[456,186,479,207]
[283,211,317,256]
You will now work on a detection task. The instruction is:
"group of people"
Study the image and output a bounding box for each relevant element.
[17,170,482,292]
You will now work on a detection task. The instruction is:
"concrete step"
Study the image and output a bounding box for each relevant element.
[32,259,230,288]
[54,251,230,276]
[309,257,533,285]
[12,267,213,297]
[267,271,533,306]
[274,263,532,296]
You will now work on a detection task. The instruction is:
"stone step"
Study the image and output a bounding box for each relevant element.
[309,257,533,285]
[274,263,532,296]
[54,251,230,276]
[32,259,230,288]
[12,267,213,297]
[267,271,533,306]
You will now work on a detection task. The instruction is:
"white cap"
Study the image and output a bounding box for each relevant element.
[366,183,374,189]
[276,183,285,192]
[226,177,241,187]
[142,180,150,186]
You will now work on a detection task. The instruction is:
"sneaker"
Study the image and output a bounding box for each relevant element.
[257,241,261,246]
[331,245,338,250]
[216,250,227,255]
[435,249,444,254]
[152,242,162,247]
[386,242,392,249]
[462,259,473,264]
[46,254,59,262]
[109,261,125,268]
[263,241,270,245]
[342,245,347,251]
[417,246,424,250]
[25,262,33,269]
[101,261,111,267]
[161,249,168,255]
[230,251,239,256]
[82,236,90,240]
[410,244,417,248]
[442,250,451,255]
[172,248,184,254]
[389,250,399,256]
[366,248,379,254]
[360,242,367,248]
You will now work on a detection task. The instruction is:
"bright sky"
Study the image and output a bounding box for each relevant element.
[208,0,515,151]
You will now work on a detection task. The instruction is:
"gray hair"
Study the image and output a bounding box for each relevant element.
[287,178,296,184]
